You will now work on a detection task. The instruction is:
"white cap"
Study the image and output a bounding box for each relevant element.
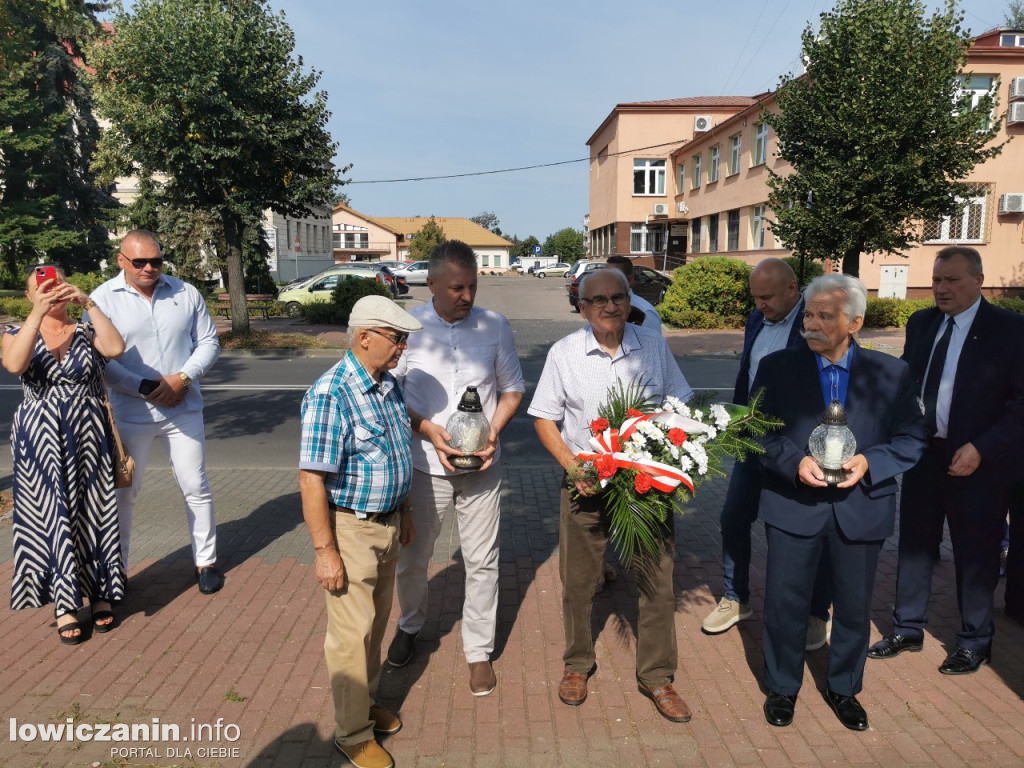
[347,295,422,332]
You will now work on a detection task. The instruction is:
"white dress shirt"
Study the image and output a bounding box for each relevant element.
[925,296,981,439]
[89,272,220,423]
[393,302,525,475]
[629,291,662,332]
[749,299,802,392]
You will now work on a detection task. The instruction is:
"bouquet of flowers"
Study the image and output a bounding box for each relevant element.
[569,379,782,566]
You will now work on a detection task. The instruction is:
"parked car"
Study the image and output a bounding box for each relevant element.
[343,262,402,297]
[564,260,602,285]
[566,264,672,310]
[534,263,571,279]
[277,269,379,317]
[395,260,430,285]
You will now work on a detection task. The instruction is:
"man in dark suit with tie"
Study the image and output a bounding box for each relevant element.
[703,259,831,650]
[755,274,927,730]
[868,246,1024,674]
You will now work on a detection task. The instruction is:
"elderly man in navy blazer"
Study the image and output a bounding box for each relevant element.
[754,274,927,731]
[868,246,1024,674]
[703,259,831,650]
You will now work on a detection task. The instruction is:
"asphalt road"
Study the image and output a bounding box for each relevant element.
[0,276,741,473]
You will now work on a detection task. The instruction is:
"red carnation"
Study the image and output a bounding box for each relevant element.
[634,472,653,493]
[590,417,609,434]
[668,428,687,446]
[595,454,618,480]
[627,408,644,418]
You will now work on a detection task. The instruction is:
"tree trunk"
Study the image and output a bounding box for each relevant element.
[841,248,861,278]
[220,209,251,335]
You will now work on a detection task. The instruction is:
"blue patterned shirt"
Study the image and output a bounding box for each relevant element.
[300,351,412,516]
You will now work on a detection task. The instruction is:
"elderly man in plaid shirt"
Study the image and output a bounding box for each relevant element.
[299,296,422,768]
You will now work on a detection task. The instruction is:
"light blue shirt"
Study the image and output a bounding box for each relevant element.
[629,290,662,332]
[749,300,802,392]
[88,272,220,423]
[925,296,981,439]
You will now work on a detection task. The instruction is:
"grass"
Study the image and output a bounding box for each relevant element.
[217,329,335,350]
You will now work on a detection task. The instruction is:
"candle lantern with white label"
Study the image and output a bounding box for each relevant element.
[807,400,857,486]
[445,386,490,470]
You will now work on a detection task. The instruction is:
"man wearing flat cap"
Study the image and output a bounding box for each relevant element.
[299,295,422,768]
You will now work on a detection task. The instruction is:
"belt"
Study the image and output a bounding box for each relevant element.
[328,502,398,524]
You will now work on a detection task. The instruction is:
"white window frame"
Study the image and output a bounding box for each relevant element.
[954,74,996,131]
[752,205,766,248]
[708,212,719,253]
[727,209,740,251]
[753,124,768,166]
[692,154,702,189]
[633,158,666,196]
[924,193,988,244]
[709,145,720,183]
[676,162,685,195]
[728,134,742,176]
[631,223,665,254]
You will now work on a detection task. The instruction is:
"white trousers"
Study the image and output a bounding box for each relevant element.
[395,464,501,663]
[115,410,217,568]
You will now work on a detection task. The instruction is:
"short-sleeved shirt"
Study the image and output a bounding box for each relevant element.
[300,351,412,516]
[528,324,694,456]
[393,302,525,475]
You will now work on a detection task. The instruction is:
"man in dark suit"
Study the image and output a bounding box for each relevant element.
[755,274,927,730]
[703,259,831,650]
[868,246,1024,674]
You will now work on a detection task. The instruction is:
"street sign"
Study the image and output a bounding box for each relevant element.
[533,245,541,255]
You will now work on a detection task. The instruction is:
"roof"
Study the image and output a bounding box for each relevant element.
[332,202,403,235]
[588,96,759,146]
[366,217,513,248]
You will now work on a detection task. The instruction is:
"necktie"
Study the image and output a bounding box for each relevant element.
[922,316,954,436]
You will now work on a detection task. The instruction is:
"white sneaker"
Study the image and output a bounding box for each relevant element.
[702,597,753,634]
[806,616,831,651]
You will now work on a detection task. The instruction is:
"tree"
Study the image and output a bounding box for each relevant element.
[407,217,446,261]
[541,228,586,264]
[0,0,116,285]
[1006,0,1024,27]
[509,235,540,264]
[470,211,501,235]
[762,0,1004,277]
[90,0,341,333]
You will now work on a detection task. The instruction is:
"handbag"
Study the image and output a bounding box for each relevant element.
[103,393,135,488]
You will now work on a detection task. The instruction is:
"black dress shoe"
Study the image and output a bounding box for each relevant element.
[196,566,224,594]
[763,692,797,727]
[939,646,990,675]
[866,632,923,659]
[824,689,868,731]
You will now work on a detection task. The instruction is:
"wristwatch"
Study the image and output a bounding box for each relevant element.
[178,372,192,388]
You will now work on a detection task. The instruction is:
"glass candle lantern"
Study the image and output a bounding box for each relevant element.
[445,386,490,470]
[808,400,857,486]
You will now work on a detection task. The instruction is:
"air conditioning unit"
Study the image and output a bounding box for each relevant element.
[694,115,713,133]
[998,193,1024,214]
[677,201,689,214]
[1009,102,1024,124]
[1010,76,1024,101]
[653,203,669,216]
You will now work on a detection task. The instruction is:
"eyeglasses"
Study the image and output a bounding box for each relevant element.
[580,293,629,309]
[367,328,410,346]
[127,257,163,269]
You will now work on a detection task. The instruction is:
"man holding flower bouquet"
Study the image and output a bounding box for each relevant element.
[529,268,696,723]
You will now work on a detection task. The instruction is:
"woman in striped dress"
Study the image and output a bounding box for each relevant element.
[2,268,126,644]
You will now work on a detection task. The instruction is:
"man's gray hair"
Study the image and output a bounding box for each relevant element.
[580,267,628,300]
[427,239,477,279]
[803,273,867,321]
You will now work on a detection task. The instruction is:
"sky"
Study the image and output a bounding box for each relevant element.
[261,0,1012,241]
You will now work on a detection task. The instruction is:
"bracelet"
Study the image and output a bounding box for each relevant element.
[84,300,98,311]
[313,543,336,552]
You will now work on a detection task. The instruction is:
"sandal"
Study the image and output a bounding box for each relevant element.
[92,601,115,634]
[56,610,85,646]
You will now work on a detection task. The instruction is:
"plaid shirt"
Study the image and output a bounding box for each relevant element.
[300,351,412,516]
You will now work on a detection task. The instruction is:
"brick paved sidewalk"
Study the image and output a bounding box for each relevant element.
[1,461,1022,768]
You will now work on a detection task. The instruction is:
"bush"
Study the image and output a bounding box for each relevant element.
[782,257,825,287]
[992,296,1024,314]
[659,256,752,328]
[298,277,392,325]
[864,297,934,328]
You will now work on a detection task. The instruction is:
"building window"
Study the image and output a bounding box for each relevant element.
[923,186,990,243]
[633,159,666,196]
[1000,33,1024,46]
[753,124,768,166]
[332,231,341,249]
[752,205,766,248]
[692,154,702,189]
[344,232,369,249]
[955,74,996,130]
[690,218,701,253]
[631,223,665,254]
[481,254,490,267]
[676,162,685,195]
[708,213,719,253]
[708,146,720,183]
[729,134,741,176]
[727,209,740,251]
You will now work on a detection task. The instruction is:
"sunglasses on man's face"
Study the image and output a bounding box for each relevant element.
[127,257,163,270]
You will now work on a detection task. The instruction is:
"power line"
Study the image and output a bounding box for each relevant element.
[344,139,693,185]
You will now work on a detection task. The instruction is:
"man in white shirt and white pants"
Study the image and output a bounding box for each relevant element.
[387,240,525,696]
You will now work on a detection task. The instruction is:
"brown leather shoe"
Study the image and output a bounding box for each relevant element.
[334,738,394,768]
[369,704,401,735]
[638,682,692,722]
[469,661,496,696]
[558,668,589,706]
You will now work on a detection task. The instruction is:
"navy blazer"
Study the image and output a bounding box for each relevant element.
[734,299,805,405]
[902,299,1024,482]
[754,343,927,542]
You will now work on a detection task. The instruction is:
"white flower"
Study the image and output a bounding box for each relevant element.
[710,403,731,430]
[684,441,709,475]
[679,455,694,473]
[662,396,691,418]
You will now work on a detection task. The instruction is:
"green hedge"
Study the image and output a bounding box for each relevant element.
[863,297,934,328]
[659,256,753,329]
[300,278,393,325]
